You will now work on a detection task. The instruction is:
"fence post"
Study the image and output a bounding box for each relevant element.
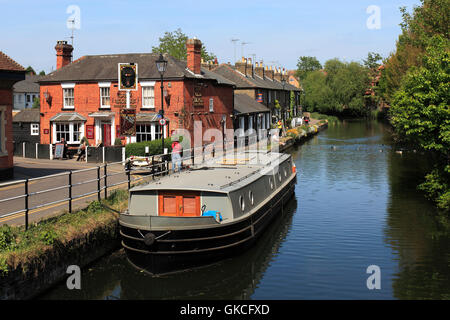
[104,163,108,199]
[22,142,25,158]
[122,147,125,164]
[97,166,101,201]
[49,144,53,160]
[35,143,38,159]
[127,162,131,190]
[68,171,72,213]
[102,147,105,164]
[24,179,29,230]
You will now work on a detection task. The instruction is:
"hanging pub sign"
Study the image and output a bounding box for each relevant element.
[120,109,136,136]
[118,63,138,91]
[193,83,204,107]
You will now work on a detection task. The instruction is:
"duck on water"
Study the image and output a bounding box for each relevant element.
[119,150,297,275]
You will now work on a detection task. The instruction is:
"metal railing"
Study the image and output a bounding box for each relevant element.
[0,142,221,230]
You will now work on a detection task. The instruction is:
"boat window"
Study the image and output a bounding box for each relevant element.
[239,195,245,212]
[249,190,254,205]
[269,177,274,190]
[284,167,287,177]
[278,172,282,182]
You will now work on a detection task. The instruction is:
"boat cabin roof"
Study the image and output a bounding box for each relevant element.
[130,151,290,193]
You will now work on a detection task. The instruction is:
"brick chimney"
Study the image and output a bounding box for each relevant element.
[55,40,73,70]
[274,67,282,82]
[235,57,247,76]
[255,61,265,79]
[186,38,202,74]
[265,65,274,80]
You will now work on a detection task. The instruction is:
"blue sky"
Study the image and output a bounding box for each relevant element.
[0,0,422,73]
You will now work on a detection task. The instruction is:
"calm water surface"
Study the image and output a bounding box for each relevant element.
[40,120,449,300]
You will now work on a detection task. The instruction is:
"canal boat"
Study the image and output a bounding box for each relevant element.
[119,150,297,275]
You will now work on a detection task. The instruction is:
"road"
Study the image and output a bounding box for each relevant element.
[0,157,153,227]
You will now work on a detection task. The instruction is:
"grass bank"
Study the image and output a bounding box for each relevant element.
[0,189,128,276]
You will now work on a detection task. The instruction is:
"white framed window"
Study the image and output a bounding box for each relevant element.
[53,122,83,144]
[209,98,214,112]
[142,86,155,108]
[98,82,111,109]
[136,124,152,142]
[100,87,110,108]
[136,123,163,142]
[63,88,74,109]
[31,123,39,136]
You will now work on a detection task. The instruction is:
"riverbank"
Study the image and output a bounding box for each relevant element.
[279,119,329,152]
[0,190,128,300]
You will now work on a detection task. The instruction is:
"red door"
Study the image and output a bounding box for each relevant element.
[103,124,111,146]
[158,191,200,217]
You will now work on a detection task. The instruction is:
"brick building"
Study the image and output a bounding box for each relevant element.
[212,58,301,132]
[38,39,235,147]
[0,51,26,180]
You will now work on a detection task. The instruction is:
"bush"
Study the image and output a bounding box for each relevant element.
[38,229,58,245]
[0,225,15,251]
[125,138,172,158]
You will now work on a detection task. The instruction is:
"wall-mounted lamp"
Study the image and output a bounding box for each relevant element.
[43,89,52,107]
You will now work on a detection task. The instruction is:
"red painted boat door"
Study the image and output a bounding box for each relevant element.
[158,191,200,217]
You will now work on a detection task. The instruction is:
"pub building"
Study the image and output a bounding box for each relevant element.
[38,39,235,148]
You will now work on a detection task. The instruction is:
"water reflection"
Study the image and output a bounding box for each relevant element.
[385,149,450,299]
[40,198,298,300]
[39,120,449,300]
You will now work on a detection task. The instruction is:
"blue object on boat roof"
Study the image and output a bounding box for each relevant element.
[202,210,223,221]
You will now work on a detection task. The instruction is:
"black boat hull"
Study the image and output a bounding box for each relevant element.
[120,176,296,275]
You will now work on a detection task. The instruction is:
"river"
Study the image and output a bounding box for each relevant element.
[40,119,449,300]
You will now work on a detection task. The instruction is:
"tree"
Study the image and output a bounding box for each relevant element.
[32,97,40,109]
[151,28,216,62]
[295,56,322,80]
[363,52,383,70]
[38,70,45,76]
[378,0,449,104]
[389,35,450,212]
[25,66,36,75]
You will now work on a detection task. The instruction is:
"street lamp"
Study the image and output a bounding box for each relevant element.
[156,53,168,155]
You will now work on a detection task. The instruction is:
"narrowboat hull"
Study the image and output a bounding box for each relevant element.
[119,175,296,275]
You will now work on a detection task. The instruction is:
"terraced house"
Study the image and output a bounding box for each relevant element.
[212,58,302,134]
[38,39,235,148]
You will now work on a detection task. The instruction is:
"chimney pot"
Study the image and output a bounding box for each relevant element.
[186,38,202,74]
[55,40,73,70]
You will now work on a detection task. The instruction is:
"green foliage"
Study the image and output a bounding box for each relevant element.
[25,66,36,74]
[114,138,122,146]
[38,229,57,245]
[295,56,322,80]
[389,35,449,154]
[301,59,370,116]
[151,28,216,62]
[32,97,40,109]
[378,0,449,103]
[87,200,103,214]
[390,35,450,214]
[38,70,45,76]
[0,225,16,251]
[125,137,172,158]
[363,52,383,70]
